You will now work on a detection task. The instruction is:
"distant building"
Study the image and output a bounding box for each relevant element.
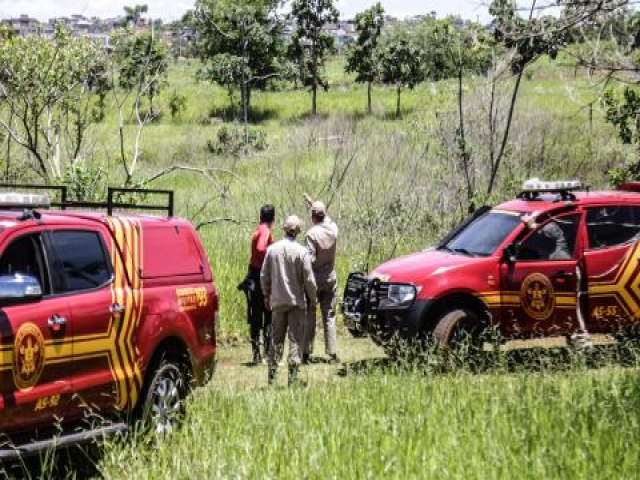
[2,14,40,37]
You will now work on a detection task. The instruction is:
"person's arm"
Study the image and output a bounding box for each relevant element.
[306,232,317,265]
[260,249,272,308]
[303,193,314,208]
[302,251,317,306]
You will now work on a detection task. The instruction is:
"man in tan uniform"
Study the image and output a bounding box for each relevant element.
[261,215,317,386]
[302,195,339,364]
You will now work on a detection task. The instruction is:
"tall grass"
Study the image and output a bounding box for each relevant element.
[99,359,640,479]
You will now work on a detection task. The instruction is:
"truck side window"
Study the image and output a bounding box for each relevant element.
[0,234,49,294]
[518,214,581,261]
[50,231,111,293]
[586,206,640,249]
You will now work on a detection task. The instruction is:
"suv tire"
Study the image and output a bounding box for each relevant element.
[139,359,190,435]
[433,308,484,357]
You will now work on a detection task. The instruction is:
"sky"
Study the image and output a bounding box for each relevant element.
[0,0,492,22]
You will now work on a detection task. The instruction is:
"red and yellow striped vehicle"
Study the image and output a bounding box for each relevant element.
[0,186,217,460]
[344,179,640,352]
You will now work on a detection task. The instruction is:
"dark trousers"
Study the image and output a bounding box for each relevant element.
[248,266,271,357]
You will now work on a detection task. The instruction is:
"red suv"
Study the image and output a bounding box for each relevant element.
[0,186,217,460]
[344,180,640,351]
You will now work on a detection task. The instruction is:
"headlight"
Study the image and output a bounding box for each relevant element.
[387,284,419,305]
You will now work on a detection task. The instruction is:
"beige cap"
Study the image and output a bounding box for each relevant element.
[310,201,326,217]
[283,215,302,234]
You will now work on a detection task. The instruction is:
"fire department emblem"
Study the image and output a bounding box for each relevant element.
[13,323,46,391]
[521,273,555,321]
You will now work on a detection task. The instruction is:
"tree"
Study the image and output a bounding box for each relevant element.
[345,3,385,114]
[291,0,340,116]
[195,0,285,134]
[378,30,424,118]
[111,29,169,185]
[488,0,631,195]
[603,87,640,183]
[124,4,149,27]
[0,26,108,181]
[113,29,169,116]
[419,18,494,205]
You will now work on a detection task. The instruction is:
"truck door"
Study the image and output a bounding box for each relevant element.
[500,212,583,337]
[583,205,640,333]
[45,229,118,420]
[0,232,71,435]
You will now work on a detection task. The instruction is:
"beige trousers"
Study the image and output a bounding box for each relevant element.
[269,307,306,368]
[304,283,337,356]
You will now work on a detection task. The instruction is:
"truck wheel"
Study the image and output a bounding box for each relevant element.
[139,360,190,435]
[432,308,484,356]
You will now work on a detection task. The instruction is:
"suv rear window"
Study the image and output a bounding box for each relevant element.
[50,231,111,293]
[586,206,640,249]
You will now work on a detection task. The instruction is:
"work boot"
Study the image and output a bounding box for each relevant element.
[302,353,311,365]
[268,368,277,385]
[252,350,262,366]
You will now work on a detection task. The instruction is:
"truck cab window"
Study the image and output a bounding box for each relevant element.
[586,206,640,249]
[0,235,49,293]
[518,214,581,261]
[50,231,111,293]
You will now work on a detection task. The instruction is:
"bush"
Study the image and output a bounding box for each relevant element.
[206,125,268,157]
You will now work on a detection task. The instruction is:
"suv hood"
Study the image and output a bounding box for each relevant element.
[372,248,488,284]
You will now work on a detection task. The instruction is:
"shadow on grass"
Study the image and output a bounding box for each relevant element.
[207,105,280,123]
[2,443,103,479]
[337,343,640,378]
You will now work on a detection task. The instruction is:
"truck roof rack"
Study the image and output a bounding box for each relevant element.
[0,184,174,217]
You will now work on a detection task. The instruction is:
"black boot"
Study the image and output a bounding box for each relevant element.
[268,368,277,385]
[288,365,298,387]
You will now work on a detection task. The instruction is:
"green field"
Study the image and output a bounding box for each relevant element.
[76,55,633,340]
[4,55,640,478]
[98,338,640,479]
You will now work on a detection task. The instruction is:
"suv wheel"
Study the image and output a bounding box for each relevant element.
[140,360,189,435]
[433,308,485,357]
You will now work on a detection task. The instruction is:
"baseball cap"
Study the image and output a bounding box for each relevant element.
[310,201,326,217]
[283,215,302,233]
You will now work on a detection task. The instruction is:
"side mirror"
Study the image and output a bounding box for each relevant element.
[503,244,520,263]
[0,274,43,305]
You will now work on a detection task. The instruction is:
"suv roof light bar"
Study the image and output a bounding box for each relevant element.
[517,178,582,202]
[0,184,174,217]
[0,192,51,210]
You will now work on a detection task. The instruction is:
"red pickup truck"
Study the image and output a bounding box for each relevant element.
[0,186,217,460]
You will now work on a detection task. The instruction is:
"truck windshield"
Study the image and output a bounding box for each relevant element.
[440,212,522,257]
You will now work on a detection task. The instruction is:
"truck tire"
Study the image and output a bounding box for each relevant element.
[139,359,190,435]
[432,308,484,355]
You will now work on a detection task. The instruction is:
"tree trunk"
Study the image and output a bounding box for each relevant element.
[457,66,473,205]
[311,40,318,117]
[242,80,250,150]
[5,109,12,182]
[396,85,401,119]
[487,68,525,197]
[367,81,372,115]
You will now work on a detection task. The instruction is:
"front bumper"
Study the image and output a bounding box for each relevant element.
[342,273,432,345]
